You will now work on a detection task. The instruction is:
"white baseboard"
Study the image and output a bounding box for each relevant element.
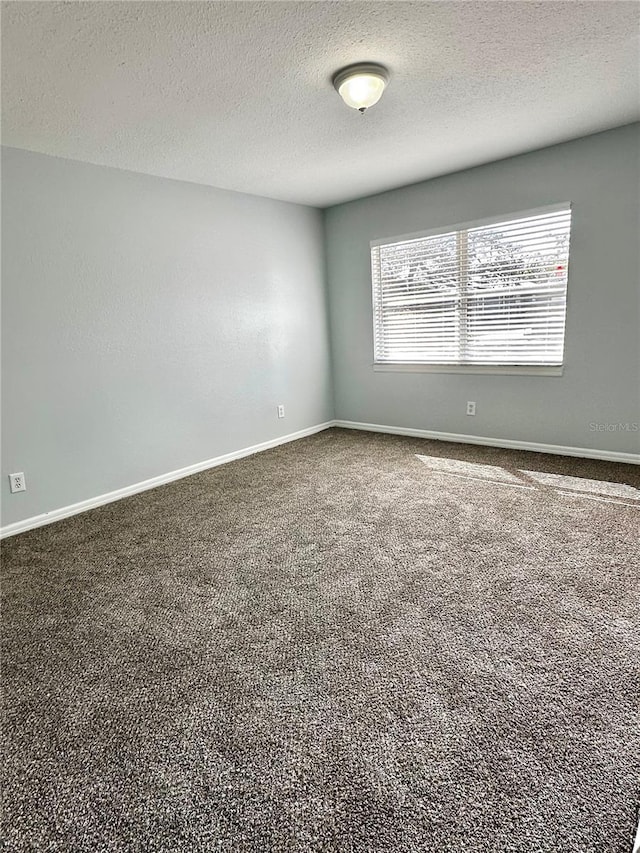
[3,417,637,539]
[333,420,640,465]
[0,421,334,540]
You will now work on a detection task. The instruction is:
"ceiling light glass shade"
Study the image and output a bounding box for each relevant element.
[333,63,389,112]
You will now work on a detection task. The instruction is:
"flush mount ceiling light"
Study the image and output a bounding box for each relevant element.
[332,63,390,113]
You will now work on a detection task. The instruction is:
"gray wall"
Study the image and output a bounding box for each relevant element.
[2,127,639,527]
[325,124,640,454]
[1,147,333,527]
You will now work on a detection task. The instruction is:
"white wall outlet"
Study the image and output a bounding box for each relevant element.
[466,401,476,416]
[277,404,285,419]
[9,472,26,493]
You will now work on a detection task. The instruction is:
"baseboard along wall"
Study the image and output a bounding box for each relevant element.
[334,420,640,465]
[2,418,637,539]
[0,422,334,540]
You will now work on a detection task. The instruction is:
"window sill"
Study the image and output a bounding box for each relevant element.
[373,363,563,376]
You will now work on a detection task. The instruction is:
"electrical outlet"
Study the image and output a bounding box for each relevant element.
[277,404,285,419]
[9,472,26,493]
[466,401,476,416]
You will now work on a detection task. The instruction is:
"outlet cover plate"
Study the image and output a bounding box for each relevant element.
[9,472,26,493]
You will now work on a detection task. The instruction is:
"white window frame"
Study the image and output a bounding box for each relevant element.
[371,202,572,376]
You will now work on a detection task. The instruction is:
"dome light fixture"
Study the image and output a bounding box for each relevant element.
[332,63,390,113]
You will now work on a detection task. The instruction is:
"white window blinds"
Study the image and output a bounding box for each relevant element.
[371,205,572,366]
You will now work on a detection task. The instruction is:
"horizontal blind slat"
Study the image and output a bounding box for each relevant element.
[372,205,571,365]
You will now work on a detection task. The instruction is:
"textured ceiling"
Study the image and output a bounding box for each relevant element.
[2,1,639,207]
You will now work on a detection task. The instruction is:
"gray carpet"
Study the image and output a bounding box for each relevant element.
[2,427,639,852]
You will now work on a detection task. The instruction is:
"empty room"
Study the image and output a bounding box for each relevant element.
[1,1,639,851]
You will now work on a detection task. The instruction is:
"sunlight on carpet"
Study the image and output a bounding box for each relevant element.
[416,453,640,506]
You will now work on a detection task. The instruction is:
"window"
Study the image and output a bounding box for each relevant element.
[371,204,572,373]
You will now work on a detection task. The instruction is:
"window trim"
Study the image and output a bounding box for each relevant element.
[370,201,572,375]
[372,363,563,376]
